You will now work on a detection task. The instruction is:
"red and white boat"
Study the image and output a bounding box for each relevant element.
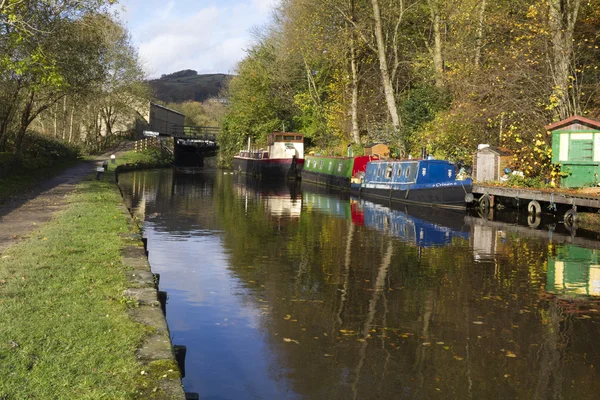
[233,132,304,180]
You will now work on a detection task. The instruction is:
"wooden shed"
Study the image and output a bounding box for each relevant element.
[473,145,513,182]
[364,143,390,158]
[548,115,600,188]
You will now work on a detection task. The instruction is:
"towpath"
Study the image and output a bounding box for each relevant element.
[0,141,133,255]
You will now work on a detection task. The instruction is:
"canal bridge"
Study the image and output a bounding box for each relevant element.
[137,121,220,167]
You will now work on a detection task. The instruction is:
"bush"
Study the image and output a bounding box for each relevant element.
[505,174,551,189]
[22,132,80,161]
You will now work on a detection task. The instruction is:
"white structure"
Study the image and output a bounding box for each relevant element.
[266,132,304,159]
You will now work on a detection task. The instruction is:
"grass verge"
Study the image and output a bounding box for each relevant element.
[0,159,172,398]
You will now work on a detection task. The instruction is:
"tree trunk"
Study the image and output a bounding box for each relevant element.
[371,0,402,144]
[474,0,486,69]
[14,91,35,157]
[429,0,444,87]
[62,96,67,140]
[69,104,75,143]
[350,34,361,144]
[53,103,58,138]
[548,0,581,119]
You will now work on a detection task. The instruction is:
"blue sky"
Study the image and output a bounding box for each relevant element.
[116,0,277,78]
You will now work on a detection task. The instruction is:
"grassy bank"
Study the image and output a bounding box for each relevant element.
[0,150,176,399]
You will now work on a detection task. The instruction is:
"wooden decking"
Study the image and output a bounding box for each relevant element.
[472,184,600,211]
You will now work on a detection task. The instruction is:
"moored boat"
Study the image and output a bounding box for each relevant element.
[350,158,472,209]
[233,132,305,180]
[301,155,376,190]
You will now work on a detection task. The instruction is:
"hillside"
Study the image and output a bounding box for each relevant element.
[149,70,231,103]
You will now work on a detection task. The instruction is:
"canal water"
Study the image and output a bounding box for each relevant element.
[119,169,600,400]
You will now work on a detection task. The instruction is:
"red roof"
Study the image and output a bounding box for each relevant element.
[545,115,600,131]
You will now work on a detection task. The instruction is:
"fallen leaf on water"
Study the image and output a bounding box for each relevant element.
[504,374,510,378]
[357,338,366,342]
[324,354,333,357]
[579,315,592,319]
[284,315,291,320]
[505,351,517,358]
[472,321,484,325]
[436,342,444,345]
[443,346,450,350]
[283,338,300,344]
[422,342,431,346]
[453,356,463,361]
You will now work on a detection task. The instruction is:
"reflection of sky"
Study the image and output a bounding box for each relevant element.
[146,224,295,398]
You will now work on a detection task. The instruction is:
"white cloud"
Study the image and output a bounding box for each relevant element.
[118,0,278,78]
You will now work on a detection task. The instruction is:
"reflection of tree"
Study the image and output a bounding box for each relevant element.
[352,241,393,400]
[534,299,568,399]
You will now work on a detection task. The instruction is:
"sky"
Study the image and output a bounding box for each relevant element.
[115,0,278,78]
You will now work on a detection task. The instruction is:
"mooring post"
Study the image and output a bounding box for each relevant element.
[173,345,187,378]
[158,291,167,316]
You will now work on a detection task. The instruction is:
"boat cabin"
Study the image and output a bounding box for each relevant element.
[364,159,458,185]
[266,132,304,159]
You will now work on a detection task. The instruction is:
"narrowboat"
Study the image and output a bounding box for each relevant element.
[301,155,377,190]
[351,158,472,209]
[233,132,305,180]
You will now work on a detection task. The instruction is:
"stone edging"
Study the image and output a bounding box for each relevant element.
[111,165,188,399]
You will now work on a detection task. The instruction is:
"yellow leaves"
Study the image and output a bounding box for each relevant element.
[505,350,517,358]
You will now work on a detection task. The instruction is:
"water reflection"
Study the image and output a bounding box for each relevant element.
[118,169,600,400]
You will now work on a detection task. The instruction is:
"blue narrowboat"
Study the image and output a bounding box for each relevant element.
[350,159,472,209]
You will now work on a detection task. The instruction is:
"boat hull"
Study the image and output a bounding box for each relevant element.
[301,170,350,190]
[351,181,472,209]
[233,157,304,180]
[301,155,373,190]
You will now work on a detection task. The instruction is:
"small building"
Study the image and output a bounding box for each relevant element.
[136,103,186,139]
[548,115,600,188]
[364,143,389,158]
[473,145,512,182]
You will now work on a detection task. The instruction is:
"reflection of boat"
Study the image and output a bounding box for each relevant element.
[350,159,472,209]
[355,200,469,247]
[302,155,376,190]
[232,132,305,180]
[232,173,302,218]
[547,245,600,297]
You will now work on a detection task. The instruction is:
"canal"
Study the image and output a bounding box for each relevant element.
[119,169,600,400]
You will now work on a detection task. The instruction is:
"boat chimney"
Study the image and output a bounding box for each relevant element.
[421,147,426,159]
[247,136,251,152]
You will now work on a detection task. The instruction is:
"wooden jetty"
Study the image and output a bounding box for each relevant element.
[471,184,600,227]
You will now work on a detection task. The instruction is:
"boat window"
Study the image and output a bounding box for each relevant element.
[328,162,333,171]
[284,135,295,140]
[319,160,324,169]
[397,165,403,177]
[296,135,302,140]
[405,166,411,178]
[385,165,392,179]
[377,167,382,177]
[276,135,283,141]
[338,163,343,173]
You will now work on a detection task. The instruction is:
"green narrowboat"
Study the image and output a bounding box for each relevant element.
[301,155,376,190]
